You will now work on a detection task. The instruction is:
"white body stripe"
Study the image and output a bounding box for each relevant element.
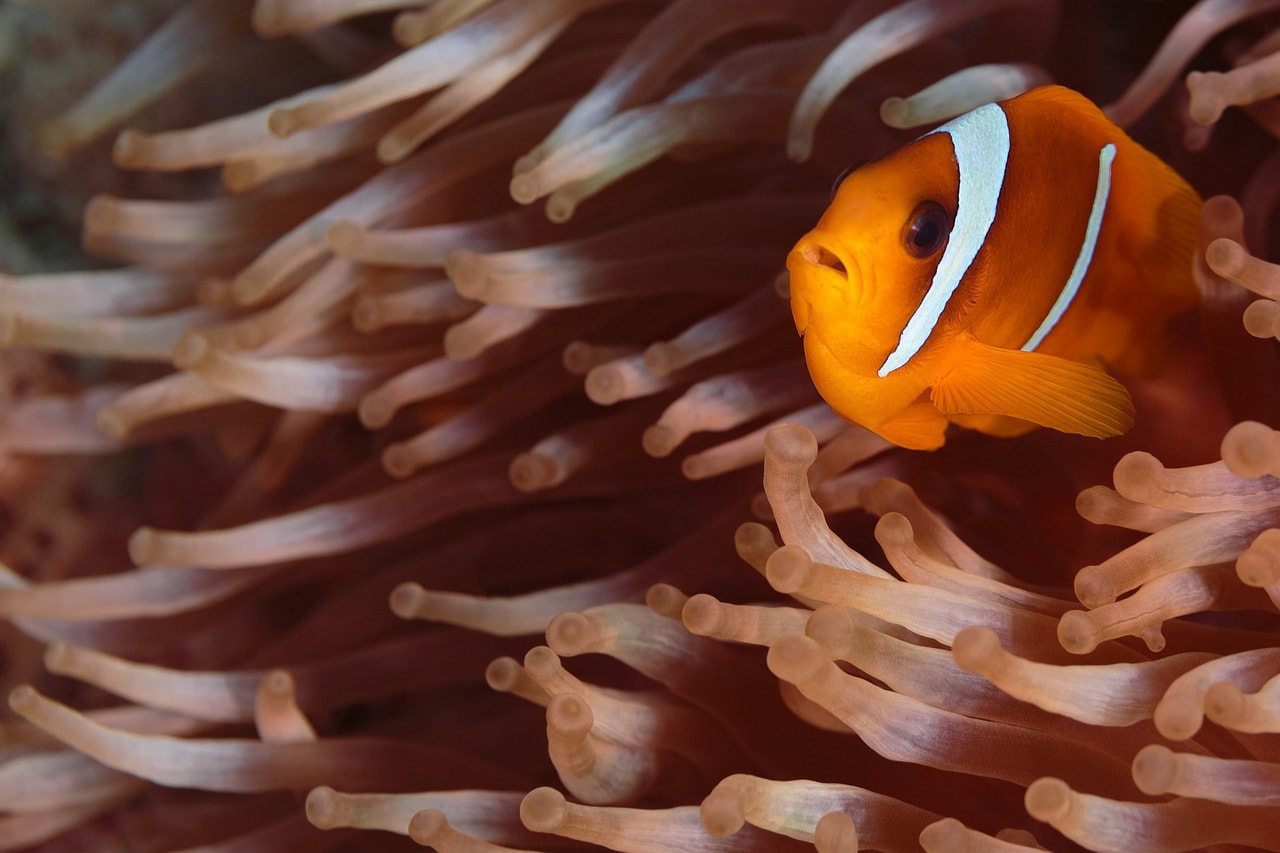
[1021,143,1117,351]
[877,102,1010,377]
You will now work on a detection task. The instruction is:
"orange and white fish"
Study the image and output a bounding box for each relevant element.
[786,85,1200,450]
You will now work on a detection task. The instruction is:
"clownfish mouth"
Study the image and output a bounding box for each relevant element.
[795,240,847,279]
[787,233,854,337]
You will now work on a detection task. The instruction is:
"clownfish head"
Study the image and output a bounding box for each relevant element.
[786,130,959,383]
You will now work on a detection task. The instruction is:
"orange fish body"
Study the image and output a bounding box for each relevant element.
[787,85,1201,450]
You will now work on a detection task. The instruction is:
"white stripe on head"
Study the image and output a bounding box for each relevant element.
[1021,143,1116,352]
[877,102,1010,377]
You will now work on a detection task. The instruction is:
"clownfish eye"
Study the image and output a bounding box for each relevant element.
[903,200,950,258]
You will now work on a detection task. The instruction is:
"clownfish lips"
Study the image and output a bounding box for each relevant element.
[797,241,848,278]
[786,233,854,337]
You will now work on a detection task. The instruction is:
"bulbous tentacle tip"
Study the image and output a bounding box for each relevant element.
[1202,681,1245,726]
[42,641,74,673]
[873,511,913,549]
[325,221,365,257]
[520,787,568,833]
[1205,236,1247,278]
[679,593,721,635]
[1201,194,1244,235]
[641,424,678,458]
[951,626,1002,675]
[645,583,687,619]
[804,604,853,654]
[764,422,818,466]
[1024,776,1072,823]
[546,612,594,657]
[509,451,558,493]
[7,684,38,715]
[1056,610,1100,655]
[699,781,747,837]
[765,544,812,594]
[1154,691,1204,741]
[388,582,426,620]
[381,444,418,479]
[258,668,294,698]
[405,807,445,842]
[523,645,559,676]
[1185,69,1229,126]
[733,522,777,558]
[1131,743,1177,795]
[814,811,858,853]
[1073,564,1116,610]
[111,128,147,167]
[484,657,522,692]
[1112,451,1163,504]
[547,694,593,737]
[509,173,542,206]
[303,786,339,829]
[766,634,826,685]
[1221,421,1279,479]
[444,250,487,299]
[126,526,157,567]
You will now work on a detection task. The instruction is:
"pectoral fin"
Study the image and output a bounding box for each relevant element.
[931,336,1134,439]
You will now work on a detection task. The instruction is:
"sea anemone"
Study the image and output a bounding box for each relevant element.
[2,0,1280,850]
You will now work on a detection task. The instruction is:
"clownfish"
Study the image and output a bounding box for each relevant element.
[787,85,1200,450]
